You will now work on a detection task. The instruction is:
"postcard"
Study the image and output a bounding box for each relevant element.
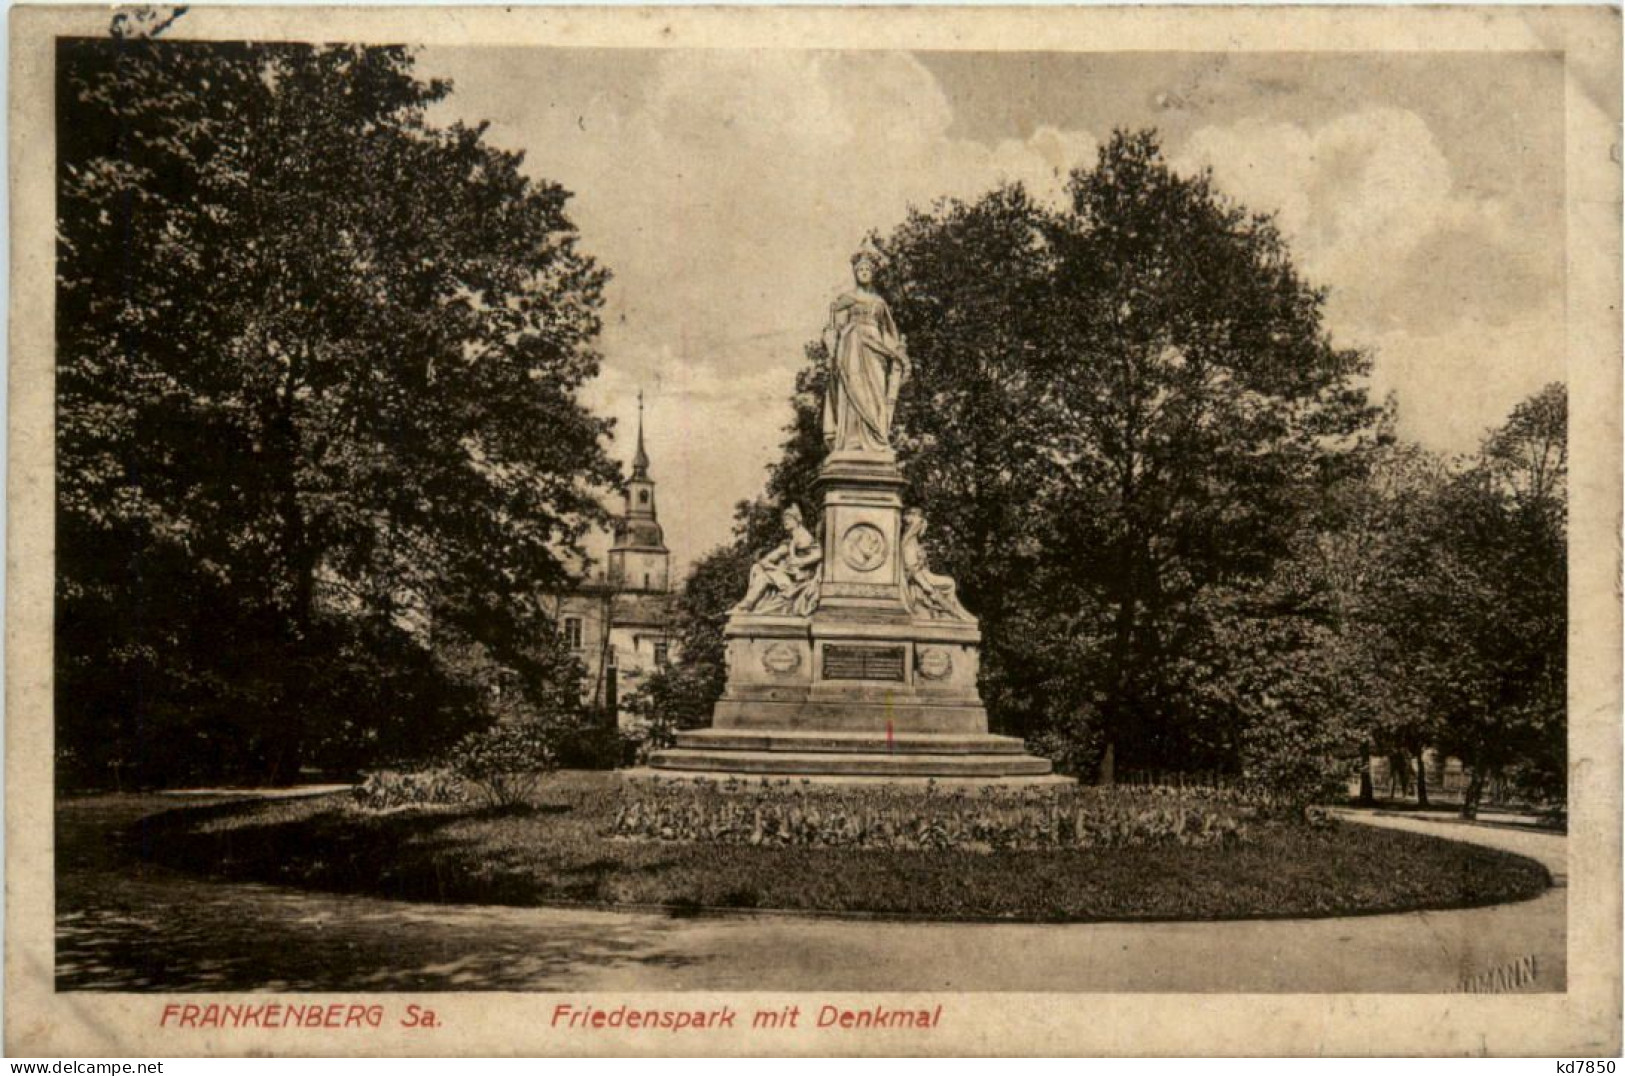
[9,4,1620,1057]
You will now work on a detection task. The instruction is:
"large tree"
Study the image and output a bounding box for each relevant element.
[1262,422,1452,803]
[57,34,616,785]
[1368,385,1567,814]
[1030,132,1377,772]
[756,131,1379,775]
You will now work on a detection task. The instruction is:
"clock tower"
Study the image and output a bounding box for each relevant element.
[608,391,669,593]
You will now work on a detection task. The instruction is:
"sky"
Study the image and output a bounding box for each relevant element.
[414,47,1567,579]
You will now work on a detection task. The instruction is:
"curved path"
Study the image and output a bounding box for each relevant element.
[56,796,1564,993]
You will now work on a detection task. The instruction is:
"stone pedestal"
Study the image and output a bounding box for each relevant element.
[644,455,1062,784]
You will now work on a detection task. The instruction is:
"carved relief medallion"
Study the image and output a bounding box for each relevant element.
[761,642,802,676]
[840,523,888,572]
[916,646,953,681]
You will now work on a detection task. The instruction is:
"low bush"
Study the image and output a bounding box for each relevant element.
[351,769,468,812]
[1024,727,1101,781]
[447,720,557,808]
[548,717,639,771]
[609,778,1251,853]
[621,716,679,765]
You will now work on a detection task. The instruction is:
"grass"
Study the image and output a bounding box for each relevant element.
[133,771,1552,922]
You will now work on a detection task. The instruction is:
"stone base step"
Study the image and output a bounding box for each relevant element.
[646,747,1055,778]
[622,768,1075,789]
[674,729,1028,755]
[711,698,989,734]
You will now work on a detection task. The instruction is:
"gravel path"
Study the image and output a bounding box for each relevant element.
[56,795,1564,993]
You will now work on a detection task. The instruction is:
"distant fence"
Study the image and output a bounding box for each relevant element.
[1363,756,1523,803]
[1112,765,1532,807]
[1112,769,1235,792]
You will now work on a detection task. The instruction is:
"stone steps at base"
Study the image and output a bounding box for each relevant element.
[674,729,1028,755]
[646,748,1054,778]
[622,768,1075,789]
[710,699,989,734]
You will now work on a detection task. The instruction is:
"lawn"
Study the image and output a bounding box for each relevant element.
[134,771,1552,922]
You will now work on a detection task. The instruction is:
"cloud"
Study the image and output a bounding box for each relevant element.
[1172,106,1563,453]
[1176,109,1451,277]
[419,48,1098,572]
[1172,107,1552,328]
[575,355,795,574]
[416,51,1562,564]
[1365,295,1564,454]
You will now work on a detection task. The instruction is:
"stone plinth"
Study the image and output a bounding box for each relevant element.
[643,456,1059,784]
[814,450,908,614]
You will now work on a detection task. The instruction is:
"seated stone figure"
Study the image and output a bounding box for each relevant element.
[730,505,823,617]
[901,508,972,621]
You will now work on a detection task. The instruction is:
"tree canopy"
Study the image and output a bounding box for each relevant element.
[1365,385,1568,810]
[621,131,1568,813]
[724,132,1379,780]
[57,37,616,785]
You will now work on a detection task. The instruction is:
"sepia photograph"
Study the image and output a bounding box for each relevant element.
[7,3,1621,1058]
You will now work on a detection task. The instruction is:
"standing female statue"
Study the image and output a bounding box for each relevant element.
[822,246,911,453]
[900,508,972,621]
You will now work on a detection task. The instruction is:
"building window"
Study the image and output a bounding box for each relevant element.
[644,572,651,590]
[639,489,650,505]
[654,642,670,668]
[562,616,583,650]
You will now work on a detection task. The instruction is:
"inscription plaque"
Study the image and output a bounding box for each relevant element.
[822,644,906,681]
[824,581,895,599]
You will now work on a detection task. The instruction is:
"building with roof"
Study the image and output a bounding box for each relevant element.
[547,394,677,724]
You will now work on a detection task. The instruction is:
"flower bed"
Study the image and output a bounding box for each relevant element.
[131,772,1552,922]
[611,777,1251,852]
[351,769,468,812]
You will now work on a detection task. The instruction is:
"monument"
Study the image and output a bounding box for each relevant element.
[646,245,1062,783]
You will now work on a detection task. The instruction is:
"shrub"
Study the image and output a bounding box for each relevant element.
[447,720,557,808]
[547,713,639,770]
[609,779,1251,853]
[1025,724,1101,780]
[1237,713,1358,814]
[621,717,678,765]
[621,663,715,760]
[351,768,468,812]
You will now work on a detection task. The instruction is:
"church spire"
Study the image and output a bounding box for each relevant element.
[631,388,650,480]
[610,389,668,592]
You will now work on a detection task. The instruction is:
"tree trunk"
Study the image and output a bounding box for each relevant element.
[1415,748,1429,807]
[1105,590,1139,763]
[270,355,314,786]
[1357,753,1375,807]
[1461,769,1485,820]
[267,736,304,787]
[278,541,319,785]
[592,589,616,714]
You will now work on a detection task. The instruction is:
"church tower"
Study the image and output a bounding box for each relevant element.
[608,392,670,593]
